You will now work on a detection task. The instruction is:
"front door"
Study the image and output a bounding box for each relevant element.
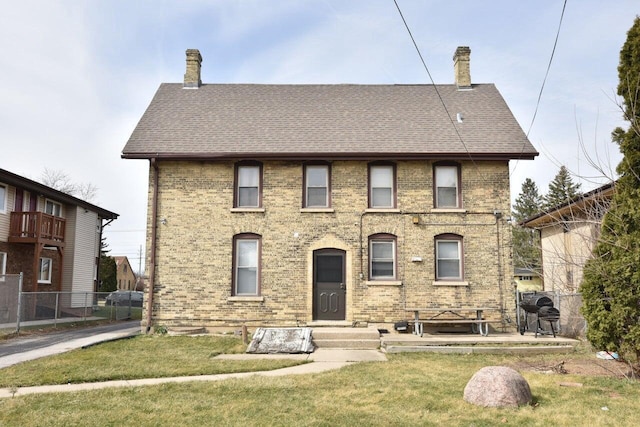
[313,249,346,321]
[14,189,24,211]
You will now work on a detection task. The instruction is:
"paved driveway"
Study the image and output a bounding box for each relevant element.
[0,321,140,368]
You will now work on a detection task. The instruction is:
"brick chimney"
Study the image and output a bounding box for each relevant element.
[184,49,202,88]
[453,46,471,89]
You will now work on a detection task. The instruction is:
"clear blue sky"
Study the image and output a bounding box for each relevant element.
[0,1,637,270]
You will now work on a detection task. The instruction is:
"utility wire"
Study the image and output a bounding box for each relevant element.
[526,0,567,138]
[511,0,568,178]
[392,0,504,207]
[392,0,476,164]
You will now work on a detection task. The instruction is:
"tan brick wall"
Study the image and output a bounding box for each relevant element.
[143,159,515,330]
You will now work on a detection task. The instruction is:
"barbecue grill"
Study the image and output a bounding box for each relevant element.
[518,293,560,337]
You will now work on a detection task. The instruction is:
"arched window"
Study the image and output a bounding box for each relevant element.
[232,233,262,295]
[435,233,464,280]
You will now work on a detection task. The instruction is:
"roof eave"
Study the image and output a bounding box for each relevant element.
[121,151,539,161]
[0,168,119,220]
[521,182,615,228]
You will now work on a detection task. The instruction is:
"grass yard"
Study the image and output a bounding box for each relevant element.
[0,335,305,387]
[0,336,638,426]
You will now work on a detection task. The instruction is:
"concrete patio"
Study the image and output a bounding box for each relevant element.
[380,329,580,354]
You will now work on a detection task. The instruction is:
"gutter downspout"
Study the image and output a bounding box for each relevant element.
[146,158,159,334]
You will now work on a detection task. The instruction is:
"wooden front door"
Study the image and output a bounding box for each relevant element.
[313,249,346,321]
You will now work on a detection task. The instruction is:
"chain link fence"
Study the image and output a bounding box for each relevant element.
[1,274,142,334]
[0,274,21,327]
[516,289,586,338]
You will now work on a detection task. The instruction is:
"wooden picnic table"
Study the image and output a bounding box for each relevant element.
[405,307,495,337]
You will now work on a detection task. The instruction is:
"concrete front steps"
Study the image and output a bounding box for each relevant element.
[311,327,381,349]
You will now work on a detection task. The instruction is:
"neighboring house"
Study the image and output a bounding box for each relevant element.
[122,47,538,331]
[513,267,543,292]
[0,168,118,296]
[134,275,146,292]
[521,182,614,293]
[114,256,137,290]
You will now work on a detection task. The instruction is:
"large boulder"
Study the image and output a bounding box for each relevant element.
[463,366,532,407]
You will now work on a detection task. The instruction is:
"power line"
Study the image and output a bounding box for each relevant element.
[392,0,475,161]
[392,0,505,207]
[511,0,568,179]
[526,0,567,138]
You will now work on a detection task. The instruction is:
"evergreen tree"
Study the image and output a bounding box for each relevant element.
[98,236,117,292]
[513,178,544,221]
[543,165,582,209]
[512,178,543,270]
[581,17,640,367]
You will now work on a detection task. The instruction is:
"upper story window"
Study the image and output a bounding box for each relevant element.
[0,184,6,214]
[45,199,62,217]
[234,162,262,208]
[369,163,396,208]
[233,233,261,296]
[369,234,396,280]
[304,164,330,208]
[435,234,463,281]
[434,163,461,208]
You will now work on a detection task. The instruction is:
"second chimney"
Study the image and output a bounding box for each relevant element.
[184,49,202,88]
[453,46,471,89]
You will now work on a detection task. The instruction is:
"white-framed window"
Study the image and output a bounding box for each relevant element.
[369,234,396,280]
[0,183,7,214]
[304,164,330,208]
[38,257,53,284]
[0,252,7,280]
[434,164,460,208]
[435,234,463,280]
[369,164,395,208]
[235,164,262,208]
[45,199,62,217]
[233,234,261,295]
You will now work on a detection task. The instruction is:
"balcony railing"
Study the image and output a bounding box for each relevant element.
[9,211,66,246]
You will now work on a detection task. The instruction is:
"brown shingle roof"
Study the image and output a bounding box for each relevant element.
[122,83,537,160]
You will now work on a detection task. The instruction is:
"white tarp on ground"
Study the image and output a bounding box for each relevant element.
[246,327,315,354]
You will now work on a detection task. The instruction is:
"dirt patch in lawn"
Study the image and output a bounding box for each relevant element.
[510,357,636,380]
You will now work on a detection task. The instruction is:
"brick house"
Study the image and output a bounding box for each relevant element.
[0,168,118,294]
[122,47,538,332]
[114,256,137,290]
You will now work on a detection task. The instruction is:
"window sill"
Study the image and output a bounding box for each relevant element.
[433,280,469,287]
[431,208,466,213]
[300,208,334,213]
[230,208,265,213]
[365,208,400,213]
[227,296,264,302]
[366,280,402,286]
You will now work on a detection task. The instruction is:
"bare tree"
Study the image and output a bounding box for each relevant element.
[39,168,98,202]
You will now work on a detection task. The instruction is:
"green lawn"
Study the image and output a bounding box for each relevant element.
[0,335,305,387]
[0,336,638,426]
